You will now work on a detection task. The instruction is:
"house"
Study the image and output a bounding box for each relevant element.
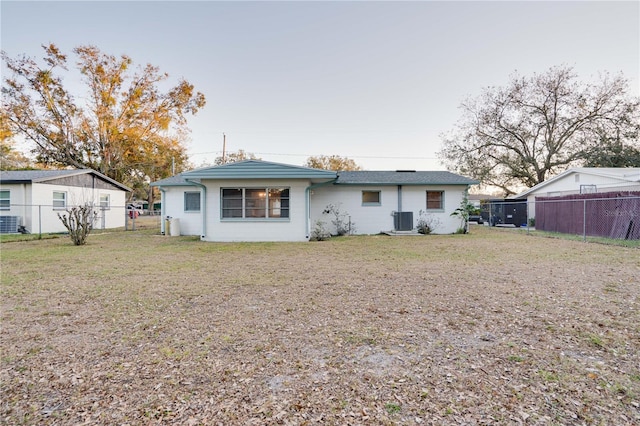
[0,169,131,234]
[151,160,478,242]
[513,167,640,219]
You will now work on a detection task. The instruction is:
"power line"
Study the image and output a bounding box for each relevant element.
[189,150,439,161]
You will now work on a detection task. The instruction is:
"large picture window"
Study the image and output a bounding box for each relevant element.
[184,191,201,212]
[426,191,444,210]
[222,187,289,219]
[0,190,9,210]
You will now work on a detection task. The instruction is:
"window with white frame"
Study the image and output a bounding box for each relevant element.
[0,190,9,210]
[362,190,381,205]
[426,191,444,210]
[221,187,289,219]
[184,191,201,212]
[53,191,66,209]
[99,194,110,209]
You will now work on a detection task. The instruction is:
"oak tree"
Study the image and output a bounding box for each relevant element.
[305,155,362,171]
[1,44,206,204]
[438,66,639,195]
[214,149,260,165]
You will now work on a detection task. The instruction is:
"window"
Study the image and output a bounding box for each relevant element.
[99,194,110,209]
[426,191,444,210]
[53,191,66,209]
[221,187,289,219]
[0,190,9,210]
[184,191,201,212]
[362,190,381,205]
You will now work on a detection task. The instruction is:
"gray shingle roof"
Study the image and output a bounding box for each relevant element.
[150,174,195,187]
[1,169,85,182]
[335,170,478,185]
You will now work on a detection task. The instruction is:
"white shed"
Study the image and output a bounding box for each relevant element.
[0,169,131,234]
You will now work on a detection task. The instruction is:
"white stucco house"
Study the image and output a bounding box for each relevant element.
[151,160,478,242]
[513,167,640,219]
[0,169,131,234]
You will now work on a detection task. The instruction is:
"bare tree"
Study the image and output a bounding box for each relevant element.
[439,66,639,195]
[57,203,98,245]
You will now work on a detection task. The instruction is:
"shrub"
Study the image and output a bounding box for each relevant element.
[309,220,331,241]
[57,203,97,245]
[416,209,441,234]
[322,203,355,236]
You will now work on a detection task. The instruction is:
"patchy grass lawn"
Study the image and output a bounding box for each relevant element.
[1,226,639,425]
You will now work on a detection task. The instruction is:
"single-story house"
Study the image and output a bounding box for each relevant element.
[513,167,640,219]
[151,160,478,242]
[0,169,131,234]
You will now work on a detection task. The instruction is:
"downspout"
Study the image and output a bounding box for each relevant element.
[305,178,338,239]
[397,185,403,212]
[185,179,207,240]
[159,187,167,235]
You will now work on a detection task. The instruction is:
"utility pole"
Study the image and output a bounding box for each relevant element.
[222,133,226,164]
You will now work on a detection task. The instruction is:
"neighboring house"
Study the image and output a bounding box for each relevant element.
[513,167,640,219]
[151,160,478,242]
[0,169,131,234]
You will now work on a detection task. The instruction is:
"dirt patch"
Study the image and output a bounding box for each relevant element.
[1,227,639,424]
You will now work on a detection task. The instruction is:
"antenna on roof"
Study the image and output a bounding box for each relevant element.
[222,133,226,163]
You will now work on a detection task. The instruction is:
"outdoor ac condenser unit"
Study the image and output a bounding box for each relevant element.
[0,216,21,234]
[393,211,413,231]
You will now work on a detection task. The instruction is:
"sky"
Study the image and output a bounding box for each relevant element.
[1,1,639,171]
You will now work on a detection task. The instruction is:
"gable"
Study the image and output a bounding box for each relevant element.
[0,169,130,192]
[40,174,125,191]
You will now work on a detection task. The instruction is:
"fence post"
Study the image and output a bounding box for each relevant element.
[583,198,587,242]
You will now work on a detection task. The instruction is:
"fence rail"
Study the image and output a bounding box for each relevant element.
[0,203,159,236]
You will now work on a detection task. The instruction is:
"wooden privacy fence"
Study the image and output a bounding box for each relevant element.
[534,192,640,240]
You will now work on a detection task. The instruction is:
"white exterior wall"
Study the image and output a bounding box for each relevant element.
[0,182,126,233]
[161,185,203,236]
[159,179,313,242]
[205,179,311,242]
[310,185,468,235]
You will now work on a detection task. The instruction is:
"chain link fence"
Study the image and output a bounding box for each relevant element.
[480,192,640,242]
[0,203,161,236]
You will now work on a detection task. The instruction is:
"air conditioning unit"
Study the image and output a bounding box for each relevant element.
[0,216,21,234]
[393,211,413,231]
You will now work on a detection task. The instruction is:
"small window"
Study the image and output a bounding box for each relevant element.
[362,190,381,205]
[99,194,110,209]
[0,190,9,210]
[184,191,201,212]
[426,191,444,210]
[53,191,66,209]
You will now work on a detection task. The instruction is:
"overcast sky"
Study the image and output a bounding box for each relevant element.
[2,1,638,171]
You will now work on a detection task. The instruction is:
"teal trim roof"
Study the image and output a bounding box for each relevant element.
[180,160,338,180]
[335,170,478,185]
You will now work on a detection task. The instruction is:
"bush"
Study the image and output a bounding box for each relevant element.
[416,210,441,234]
[57,203,97,245]
[309,220,331,241]
[322,203,355,236]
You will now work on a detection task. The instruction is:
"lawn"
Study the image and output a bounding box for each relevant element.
[1,226,639,424]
